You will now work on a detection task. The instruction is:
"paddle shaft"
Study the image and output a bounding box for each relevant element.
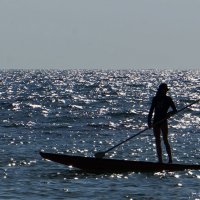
[96,99,200,157]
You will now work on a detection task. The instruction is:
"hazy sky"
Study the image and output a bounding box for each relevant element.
[0,0,200,70]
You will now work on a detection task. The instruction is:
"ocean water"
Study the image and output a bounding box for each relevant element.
[0,69,199,200]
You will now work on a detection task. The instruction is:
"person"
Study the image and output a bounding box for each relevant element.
[148,83,177,163]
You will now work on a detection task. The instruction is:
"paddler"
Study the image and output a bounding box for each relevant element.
[148,83,177,163]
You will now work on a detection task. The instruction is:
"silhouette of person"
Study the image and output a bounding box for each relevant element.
[148,83,177,163]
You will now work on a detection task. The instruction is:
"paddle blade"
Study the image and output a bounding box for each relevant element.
[94,152,105,159]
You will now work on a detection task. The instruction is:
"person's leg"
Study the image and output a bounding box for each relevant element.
[153,126,162,163]
[161,122,172,163]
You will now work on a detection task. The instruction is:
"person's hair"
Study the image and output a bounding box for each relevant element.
[156,83,168,97]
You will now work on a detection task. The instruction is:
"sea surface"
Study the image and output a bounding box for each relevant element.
[0,69,199,200]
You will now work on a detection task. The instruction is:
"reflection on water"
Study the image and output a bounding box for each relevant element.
[0,69,199,199]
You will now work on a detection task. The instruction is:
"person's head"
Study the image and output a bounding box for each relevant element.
[157,83,169,95]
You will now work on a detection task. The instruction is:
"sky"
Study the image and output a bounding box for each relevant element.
[0,0,200,70]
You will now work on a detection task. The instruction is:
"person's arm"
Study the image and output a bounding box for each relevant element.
[171,100,177,113]
[168,98,177,117]
[148,98,155,128]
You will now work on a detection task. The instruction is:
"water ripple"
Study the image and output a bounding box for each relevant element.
[0,69,199,199]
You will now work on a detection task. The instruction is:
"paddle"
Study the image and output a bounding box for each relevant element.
[94,99,200,159]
